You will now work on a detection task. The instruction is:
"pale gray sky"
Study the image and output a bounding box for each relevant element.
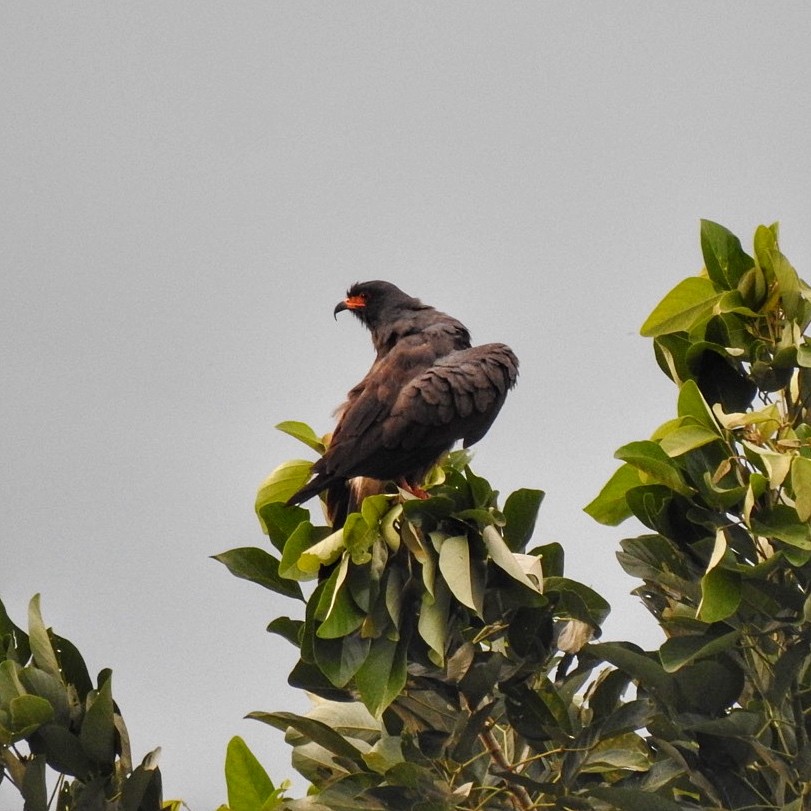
[2,4,810,807]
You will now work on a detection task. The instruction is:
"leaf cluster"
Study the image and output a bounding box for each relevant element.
[585,221,811,809]
[0,595,163,811]
[217,435,660,809]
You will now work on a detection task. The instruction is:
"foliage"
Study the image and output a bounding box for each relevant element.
[585,220,811,808]
[0,595,164,810]
[219,440,630,809]
[222,220,811,810]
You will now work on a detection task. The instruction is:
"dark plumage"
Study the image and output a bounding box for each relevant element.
[287,280,518,525]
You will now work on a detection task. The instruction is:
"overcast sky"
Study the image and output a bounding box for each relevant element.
[2,4,810,807]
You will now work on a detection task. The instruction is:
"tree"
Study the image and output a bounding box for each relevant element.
[0,595,165,811]
[217,221,811,810]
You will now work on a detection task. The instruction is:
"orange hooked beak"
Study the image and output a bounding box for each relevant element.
[333,295,366,318]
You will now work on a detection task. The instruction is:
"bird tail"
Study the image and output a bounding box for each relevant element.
[286,473,334,509]
[287,474,385,530]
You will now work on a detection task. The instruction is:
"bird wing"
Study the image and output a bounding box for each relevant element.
[381,343,518,451]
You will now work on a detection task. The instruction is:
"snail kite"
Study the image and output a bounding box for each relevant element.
[287,280,518,525]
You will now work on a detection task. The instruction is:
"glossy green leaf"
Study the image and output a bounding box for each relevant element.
[313,633,369,689]
[658,424,720,457]
[20,754,47,811]
[437,534,480,613]
[27,596,60,680]
[659,629,739,673]
[771,249,802,318]
[276,421,326,455]
[80,676,116,766]
[482,525,543,593]
[581,732,650,773]
[677,379,719,431]
[544,577,610,627]
[224,735,279,811]
[355,635,407,718]
[791,455,811,522]
[213,547,304,601]
[587,642,675,703]
[255,460,313,518]
[341,513,375,566]
[9,694,53,736]
[49,632,92,701]
[750,505,811,548]
[120,750,164,811]
[418,579,450,667]
[256,502,310,553]
[279,521,330,580]
[698,567,741,623]
[248,710,366,762]
[640,276,719,337]
[502,488,544,551]
[614,440,694,497]
[27,725,92,778]
[266,617,302,648]
[298,529,346,573]
[700,219,754,289]
[316,583,365,640]
[583,463,641,526]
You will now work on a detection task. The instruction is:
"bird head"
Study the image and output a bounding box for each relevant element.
[334,280,421,329]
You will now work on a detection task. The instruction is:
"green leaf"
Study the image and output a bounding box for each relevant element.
[502,488,544,551]
[771,248,802,319]
[614,441,694,497]
[698,568,741,623]
[255,460,314,520]
[213,547,304,601]
[80,676,116,767]
[677,379,720,431]
[29,724,93,777]
[640,276,720,337]
[120,750,164,811]
[482,526,543,593]
[9,694,53,736]
[700,219,754,289]
[582,732,650,773]
[276,421,326,455]
[584,464,642,526]
[436,534,481,613]
[298,529,346,573]
[316,582,365,640]
[248,711,366,762]
[256,502,311,554]
[49,633,93,701]
[587,642,675,704]
[27,596,60,680]
[791,456,811,522]
[417,580,450,667]
[224,735,278,811]
[0,597,30,664]
[21,754,48,811]
[279,521,331,580]
[659,629,739,673]
[341,513,376,566]
[355,634,407,717]
[658,424,721,457]
[544,577,610,627]
[266,617,303,648]
[314,633,370,688]
[750,504,811,548]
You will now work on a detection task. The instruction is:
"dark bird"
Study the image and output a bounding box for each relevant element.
[287,280,518,526]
